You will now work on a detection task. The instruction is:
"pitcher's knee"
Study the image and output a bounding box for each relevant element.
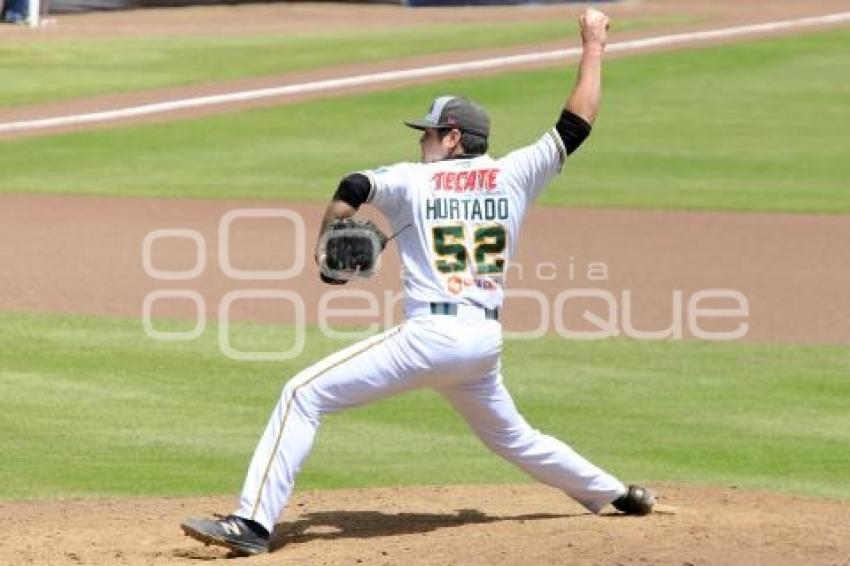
[279,379,322,422]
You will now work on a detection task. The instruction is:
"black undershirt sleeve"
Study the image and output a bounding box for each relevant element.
[555,110,593,156]
[332,173,372,209]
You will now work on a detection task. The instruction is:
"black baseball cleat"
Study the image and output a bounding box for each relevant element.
[180,514,269,556]
[612,484,656,515]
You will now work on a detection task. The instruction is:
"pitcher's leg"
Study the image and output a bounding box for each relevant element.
[236,324,426,532]
[438,368,625,513]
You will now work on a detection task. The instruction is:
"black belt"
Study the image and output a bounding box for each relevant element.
[429,302,500,321]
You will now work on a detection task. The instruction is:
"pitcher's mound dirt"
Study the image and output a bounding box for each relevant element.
[3,484,847,565]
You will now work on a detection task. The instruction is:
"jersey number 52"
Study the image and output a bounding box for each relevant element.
[432,224,506,275]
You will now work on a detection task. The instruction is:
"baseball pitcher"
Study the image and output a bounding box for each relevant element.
[182,8,655,556]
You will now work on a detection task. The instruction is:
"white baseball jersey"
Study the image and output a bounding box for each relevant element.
[363,130,567,314]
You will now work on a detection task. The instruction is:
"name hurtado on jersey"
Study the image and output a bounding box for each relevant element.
[417,160,514,300]
[425,167,510,222]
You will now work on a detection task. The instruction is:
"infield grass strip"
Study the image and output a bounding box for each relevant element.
[0,16,685,109]
[0,311,848,501]
[1,28,848,213]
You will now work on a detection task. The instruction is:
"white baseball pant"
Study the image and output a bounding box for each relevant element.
[235,307,626,532]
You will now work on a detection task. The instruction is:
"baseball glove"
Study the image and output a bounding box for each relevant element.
[318,218,388,285]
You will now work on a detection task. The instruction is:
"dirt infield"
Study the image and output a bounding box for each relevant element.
[2,194,849,344]
[2,484,848,565]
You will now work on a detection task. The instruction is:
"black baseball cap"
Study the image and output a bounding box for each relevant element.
[404,96,490,138]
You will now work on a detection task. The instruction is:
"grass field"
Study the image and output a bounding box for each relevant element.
[2,311,848,501]
[2,20,848,517]
[1,29,848,213]
[0,16,687,109]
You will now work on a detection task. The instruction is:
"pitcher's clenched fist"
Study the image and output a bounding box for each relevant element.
[580,8,610,47]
